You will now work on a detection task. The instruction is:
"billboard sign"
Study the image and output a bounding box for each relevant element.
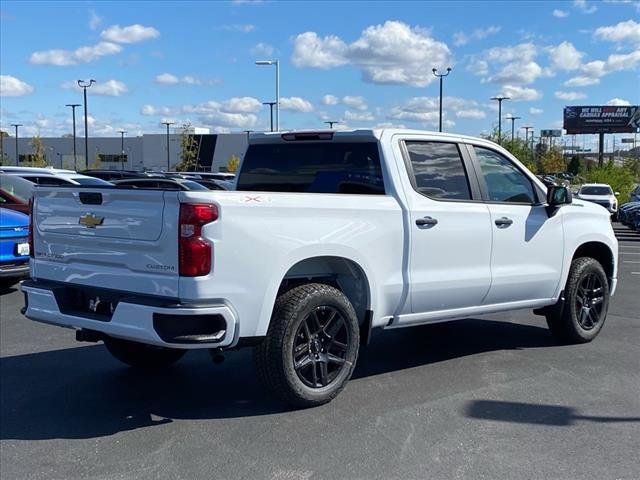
[564,106,640,134]
[541,129,562,137]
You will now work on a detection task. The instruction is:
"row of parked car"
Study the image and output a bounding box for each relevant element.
[617,183,640,232]
[0,166,236,281]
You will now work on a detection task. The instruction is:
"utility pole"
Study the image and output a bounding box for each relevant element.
[161,122,174,171]
[66,103,81,170]
[324,121,341,129]
[11,124,22,165]
[432,67,452,132]
[506,115,521,143]
[262,102,276,132]
[77,79,96,169]
[118,130,127,171]
[490,96,510,145]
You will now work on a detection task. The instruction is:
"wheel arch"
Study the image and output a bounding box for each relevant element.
[572,241,615,282]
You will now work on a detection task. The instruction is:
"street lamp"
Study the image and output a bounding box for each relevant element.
[262,101,277,132]
[324,121,341,129]
[490,96,510,145]
[77,79,96,169]
[161,122,174,171]
[65,103,81,170]
[432,67,452,133]
[118,130,127,171]
[255,60,280,131]
[10,124,22,165]
[506,115,521,143]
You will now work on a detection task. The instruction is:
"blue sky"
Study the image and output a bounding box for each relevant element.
[1,0,638,149]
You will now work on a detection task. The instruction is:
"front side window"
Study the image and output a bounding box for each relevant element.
[474,147,536,204]
[405,141,472,200]
[237,142,385,194]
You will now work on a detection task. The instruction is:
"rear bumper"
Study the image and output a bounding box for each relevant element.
[0,262,29,278]
[20,280,239,349]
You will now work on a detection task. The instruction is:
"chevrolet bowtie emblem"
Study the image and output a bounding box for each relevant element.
[79,213,104,228]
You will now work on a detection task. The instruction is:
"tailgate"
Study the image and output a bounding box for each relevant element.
[32,187,181,298]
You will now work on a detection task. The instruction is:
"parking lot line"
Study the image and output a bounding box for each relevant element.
[620,252,640,255]
[623,261,640,264]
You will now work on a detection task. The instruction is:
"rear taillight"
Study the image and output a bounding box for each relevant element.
[28,197,34,258]
[179,203,217,276]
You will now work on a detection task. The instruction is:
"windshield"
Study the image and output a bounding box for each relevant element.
[580,186,612,195]
[0,174,35,202]
[71,177,113,186]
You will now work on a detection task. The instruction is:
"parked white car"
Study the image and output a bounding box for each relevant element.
[4,169,112,187]
[576,183,618,218]
[21,129,618,406]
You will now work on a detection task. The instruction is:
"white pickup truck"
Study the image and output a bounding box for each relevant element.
[22,129,618,407]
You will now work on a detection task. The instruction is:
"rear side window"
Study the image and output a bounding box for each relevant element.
[33,176,70,186]
[404,141,472,200]
[237,142,385,194]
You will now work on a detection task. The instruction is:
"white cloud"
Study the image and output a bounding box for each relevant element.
[573,0,597,13]
[453,25,500,46]
[29,41,122,65]
[498,85,543,101]
[221,24,255,33]
[251,42,275,56]
[594,20,640,44]
[322,94,339,105]
[472,43,546,85]
[388,96,476,125]
[89,10,102,30]
[455,109,486,119]
[552,9,569,17]
[554,90,587,101]
[292,21,452,87]
[529,107,543,115]
[101,24,160,44]
[155,73,179,85]
[220,96,262,113]
[343,110,375,122]
[342,95,367,111]
[564,76,600,87]
[548,41,584,71]
[0,75,34,96]
[280,96,314,113]
[606,97,631,106]
[573,50,640,84]
[61,79,128,96]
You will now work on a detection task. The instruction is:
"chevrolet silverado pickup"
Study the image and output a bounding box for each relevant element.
[22,129,618,407]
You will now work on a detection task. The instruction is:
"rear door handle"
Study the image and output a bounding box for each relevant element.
[416,216,438,227]
[495,217,513,227]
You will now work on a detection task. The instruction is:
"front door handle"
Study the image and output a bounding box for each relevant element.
[416,216,438,227]
[495,217,513,227]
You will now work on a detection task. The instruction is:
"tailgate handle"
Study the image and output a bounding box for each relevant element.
[79,192,103,205]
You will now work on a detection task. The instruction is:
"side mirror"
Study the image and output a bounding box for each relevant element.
[547,186,572,206]
[546,186,572,216]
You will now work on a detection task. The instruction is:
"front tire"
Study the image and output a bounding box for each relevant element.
[254,283,360,407]
[103,336,186,369]
[546,257,609,344]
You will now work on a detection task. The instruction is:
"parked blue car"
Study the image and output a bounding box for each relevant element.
[0,207,30,280]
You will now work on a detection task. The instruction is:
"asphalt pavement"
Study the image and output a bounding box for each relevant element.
[1,224,638,480]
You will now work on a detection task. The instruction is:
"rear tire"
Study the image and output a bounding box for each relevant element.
[103,337,186,369]
[545,257,609,344]
[254,283,360,408]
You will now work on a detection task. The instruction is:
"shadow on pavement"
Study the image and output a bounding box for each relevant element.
[466,400,640,426]
[1,318,555,441]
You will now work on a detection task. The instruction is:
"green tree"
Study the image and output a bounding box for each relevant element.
[174,123,199,172]
[567,155,582,176]
[226,154,240,173]
[584,163,636,203]
[26,136,49,167]
[538,147,566,174]
[481,129,536,172]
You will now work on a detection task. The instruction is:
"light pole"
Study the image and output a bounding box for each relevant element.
[324,121,341,129]
[11,124,22,165]
[490,96,510,145]
[161,122,174,171]
[244,130,253,142]
[77,79,96,169]
[65,103,81,170]
[506,115,521,143]
[255,60,279,131]
[432,67,452,133]
[262,101,276,132]
[118,130,127,171]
